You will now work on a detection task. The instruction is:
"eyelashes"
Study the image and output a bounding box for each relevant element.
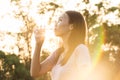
[59,18,62,21]
[57,18,63,24]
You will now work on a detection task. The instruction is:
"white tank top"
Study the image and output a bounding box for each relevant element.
[51,44,92,80]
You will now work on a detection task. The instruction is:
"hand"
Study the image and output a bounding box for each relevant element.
[34,27,45,44]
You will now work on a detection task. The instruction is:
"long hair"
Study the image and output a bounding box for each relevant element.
[60,11,88,65]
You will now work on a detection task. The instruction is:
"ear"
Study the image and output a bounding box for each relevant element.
[69,24,74,30]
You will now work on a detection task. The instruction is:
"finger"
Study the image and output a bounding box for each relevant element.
[34,28,39,34]
[41,23,45,29]
[40,23,46,29]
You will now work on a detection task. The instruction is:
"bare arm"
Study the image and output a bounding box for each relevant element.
[30,43,61,78]
[30,28,60,78]
[30,42,42,78]
[30,27,45,78]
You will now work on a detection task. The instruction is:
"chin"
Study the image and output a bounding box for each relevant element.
[54,30,59,36]
[54,32,61,37]
[54,30,63,37]
[55,33,60,36]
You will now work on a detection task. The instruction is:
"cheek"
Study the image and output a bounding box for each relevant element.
[57,21,69,29]
[54,25,63,36]
[54,24,70,36]
[55,22,64,31]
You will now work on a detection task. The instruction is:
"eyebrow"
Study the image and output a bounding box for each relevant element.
[59,16,63,19]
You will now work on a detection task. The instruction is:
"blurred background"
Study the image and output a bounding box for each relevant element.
[0,0,120,80]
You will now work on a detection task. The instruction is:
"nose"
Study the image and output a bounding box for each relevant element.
[54,20,58,27]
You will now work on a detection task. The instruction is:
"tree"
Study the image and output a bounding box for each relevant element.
[82,1,120,80]
[0,50,33,80]
[0,0,120,80]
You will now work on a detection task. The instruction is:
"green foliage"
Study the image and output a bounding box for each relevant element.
[0,51,33,80]
[103,23,120,45]
[83,9,98,28]
[38,2,62,14]
[83,0,120,63]
[108,7,120,12]
[95,2,104,11]
[1,0,120,80]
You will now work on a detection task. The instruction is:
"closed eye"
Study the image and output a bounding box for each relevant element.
[58,18,62,22]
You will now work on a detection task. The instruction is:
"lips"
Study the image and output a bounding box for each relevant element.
[54,25,58,31]
[54,27,57,31]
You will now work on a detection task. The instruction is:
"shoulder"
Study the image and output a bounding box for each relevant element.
[73,44,91,65]
[76,44,88,49]
[74,44,89,55]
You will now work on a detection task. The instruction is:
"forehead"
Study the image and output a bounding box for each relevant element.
[59,13,69,20]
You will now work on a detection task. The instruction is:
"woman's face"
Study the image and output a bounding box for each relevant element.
[54,13,71,36]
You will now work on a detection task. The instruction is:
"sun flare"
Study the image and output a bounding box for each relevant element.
[0,0,120,57]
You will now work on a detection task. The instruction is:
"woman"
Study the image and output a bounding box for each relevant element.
[30,10,91,80]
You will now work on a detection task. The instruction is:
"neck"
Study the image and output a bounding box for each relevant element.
[60,32,71,52]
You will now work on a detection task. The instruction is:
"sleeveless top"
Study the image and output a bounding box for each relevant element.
[51,44,92,80]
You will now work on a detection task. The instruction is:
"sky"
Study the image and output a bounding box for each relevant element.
[0,0,120,54]
[0,1,120,79]
[0,0,23,32]
[0,0,120,32]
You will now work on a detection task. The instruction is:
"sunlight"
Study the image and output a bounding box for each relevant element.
[0,33,18,54]
[0,0,120,80]
[0,15,23,32]
[0,0,120,57]
[0,0,119,32]
[0,0,11,16]
[90,0,120,6]
[0,0,23,32]
[104,12,120,25]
